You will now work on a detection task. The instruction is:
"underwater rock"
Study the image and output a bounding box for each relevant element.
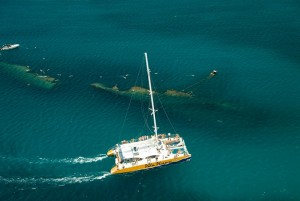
[0,62,58,89]
[91,83,152,101]
[128,86,149,94]
[91,83,193,98]
[91,83,122,95]
[91,82,239,112]
[164,89,193,97]
[91,83,194,100]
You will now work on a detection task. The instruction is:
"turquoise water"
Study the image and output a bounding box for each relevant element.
[1,0,300,200]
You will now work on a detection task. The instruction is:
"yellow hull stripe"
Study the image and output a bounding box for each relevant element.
[111,154,191,174]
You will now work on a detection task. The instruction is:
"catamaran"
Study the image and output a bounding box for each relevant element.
[107,53,191,174]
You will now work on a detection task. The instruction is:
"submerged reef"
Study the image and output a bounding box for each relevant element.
[91,83,193,101]
[164,89,193,97]
[0,62,58,89]
[91,82,238,111]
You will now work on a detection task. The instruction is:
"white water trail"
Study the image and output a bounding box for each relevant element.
[1,154,108,165]
[38,154,108,164]
[0,172,111,186]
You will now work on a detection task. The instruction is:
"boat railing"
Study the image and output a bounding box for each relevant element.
[119,133,180,145]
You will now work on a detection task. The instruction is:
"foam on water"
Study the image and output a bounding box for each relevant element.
[0,154,110,187]
[38,154,108,164]
[0,154,107,165]
[0,172,111,186]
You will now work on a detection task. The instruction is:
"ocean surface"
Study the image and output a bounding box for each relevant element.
[1,0,300,200]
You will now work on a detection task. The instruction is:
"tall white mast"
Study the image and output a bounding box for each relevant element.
[144,52,158,140]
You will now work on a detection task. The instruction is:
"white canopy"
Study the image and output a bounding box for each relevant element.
[119,138,158,159]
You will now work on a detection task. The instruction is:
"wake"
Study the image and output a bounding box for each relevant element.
[38,154,108,164]
[0,172,111,186]
[1,154,108,165]
[0,154,111,187]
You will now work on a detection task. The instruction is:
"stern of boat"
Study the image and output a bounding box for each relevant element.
[107,149,115,157]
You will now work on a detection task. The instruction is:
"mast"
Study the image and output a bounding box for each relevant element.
[144,52,158,140]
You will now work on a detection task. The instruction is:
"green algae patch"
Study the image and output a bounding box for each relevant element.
[164,89,193,97]
[128,86,150,94]
[0,62,58,89]
[91,83,149,95]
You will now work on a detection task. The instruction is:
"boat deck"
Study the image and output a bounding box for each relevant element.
[111,134,191,174]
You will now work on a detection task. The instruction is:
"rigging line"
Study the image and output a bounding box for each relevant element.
[118,57,144,141]
[160,100,177,134]
[145,101,153,133]
[139,103,148,133]
[143,101,152,133]
[152,83,178,134]
[118,91,133,141]
[136,100,152,139]
[181,78,207,92]
[135,88,150,138]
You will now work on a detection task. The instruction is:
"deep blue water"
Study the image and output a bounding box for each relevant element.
[1,0,300,200]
